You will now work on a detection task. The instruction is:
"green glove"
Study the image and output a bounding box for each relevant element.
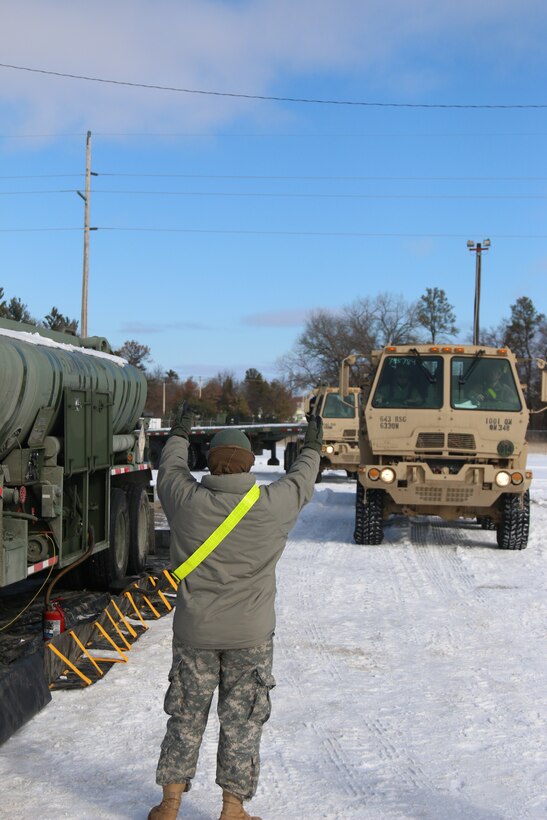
[168,401,194,440]
[303,413,323,454]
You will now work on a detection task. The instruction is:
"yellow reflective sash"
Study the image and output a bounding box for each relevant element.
[172,484,261,582]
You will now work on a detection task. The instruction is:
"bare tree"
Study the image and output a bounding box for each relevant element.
[349,293,421,346]
[115,340,152,370]
[279,294,421,389]
[277,309,354,390]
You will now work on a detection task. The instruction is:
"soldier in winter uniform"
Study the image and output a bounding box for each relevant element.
[149,407,322,820]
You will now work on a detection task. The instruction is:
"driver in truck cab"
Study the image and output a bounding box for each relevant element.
[374,366,422,408]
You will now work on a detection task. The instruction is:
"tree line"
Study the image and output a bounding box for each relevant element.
[118,343,296,423]
[1,285,545,425]
[0,288,79,333]
[278,290,546,423]
[144,368,296,425]
[0,289,295,424]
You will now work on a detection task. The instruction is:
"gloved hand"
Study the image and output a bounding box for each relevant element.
[303,413,323,454]
[168,401,194,440]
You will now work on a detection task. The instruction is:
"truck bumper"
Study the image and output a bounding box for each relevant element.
[321,444,360,469]
[359,461,532,516]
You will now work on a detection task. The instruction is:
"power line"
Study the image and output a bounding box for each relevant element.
[1,226,547,239]
[77,173,547,182]
[3,189,547,200]
[3,172,547,182]
[3,131,547,139]
[0,174,84,179]
[1,62,546,109]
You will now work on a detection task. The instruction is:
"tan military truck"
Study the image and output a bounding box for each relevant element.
[339,345,547,550]
[284,386,361,481]
[306,386,361,480]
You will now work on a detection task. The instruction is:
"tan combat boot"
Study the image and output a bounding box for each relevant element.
[219,789,262,820]
[148,783,186,819]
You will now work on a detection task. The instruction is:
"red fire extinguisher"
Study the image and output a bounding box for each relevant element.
[42,600,66,642]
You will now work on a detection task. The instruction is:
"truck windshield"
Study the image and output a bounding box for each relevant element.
[371,356,443,409]
[322,393,356,418]
[451,358,522,411]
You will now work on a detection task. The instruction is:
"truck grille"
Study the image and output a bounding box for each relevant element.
[447,433,475,450]
[415,487,474,503]
[416,433,444,449]
[446,488,474,502]
[415,487,443,501]
[343,429,356,438]
[415,432,476,451]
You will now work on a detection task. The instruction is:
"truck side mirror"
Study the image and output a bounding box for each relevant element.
[339,355,357,398]
[541,368,547,404]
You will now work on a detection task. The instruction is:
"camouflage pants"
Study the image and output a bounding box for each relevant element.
[155,637,275,801]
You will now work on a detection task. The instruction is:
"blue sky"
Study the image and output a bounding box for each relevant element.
[1,0,547,381]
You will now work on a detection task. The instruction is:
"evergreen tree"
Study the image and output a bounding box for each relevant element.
[3,297,36,325]
[43,306,78,334]
[417,287,458,343]
[503,296,545,409]
[244,369,268,419]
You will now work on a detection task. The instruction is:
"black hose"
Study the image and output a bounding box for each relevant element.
[4,512,39,522]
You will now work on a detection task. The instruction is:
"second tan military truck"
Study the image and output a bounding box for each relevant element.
[339,345,546,550]
[284,386,361,481]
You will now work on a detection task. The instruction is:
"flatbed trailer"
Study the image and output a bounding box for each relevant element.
[147,421,306,470]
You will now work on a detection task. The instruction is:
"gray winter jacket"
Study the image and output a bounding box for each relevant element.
[157,437,320,649]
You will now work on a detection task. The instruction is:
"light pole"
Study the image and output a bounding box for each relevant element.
[467,238,491,345]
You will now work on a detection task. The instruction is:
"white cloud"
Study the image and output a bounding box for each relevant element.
[2,0,547,134]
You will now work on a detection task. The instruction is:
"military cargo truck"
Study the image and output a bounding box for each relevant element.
[339,345,547,550]
[0,318,153,589]
[284,386,361,480]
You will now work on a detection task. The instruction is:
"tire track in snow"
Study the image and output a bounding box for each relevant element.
[277,490,436,805]
[410,518,489,604]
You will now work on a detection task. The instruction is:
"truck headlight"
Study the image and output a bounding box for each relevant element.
[325,445,334,454]
[495,471,511,487]
[380,468,396,484]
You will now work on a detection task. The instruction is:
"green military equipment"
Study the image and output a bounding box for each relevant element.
[0,318,153,588]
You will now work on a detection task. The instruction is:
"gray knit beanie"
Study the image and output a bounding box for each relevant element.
[209,429,252,451]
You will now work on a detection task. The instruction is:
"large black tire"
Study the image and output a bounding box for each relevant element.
[149,497,156,555]
[354,484,384,545]
[496,491,530,550]
[195,449,208,470]
[284,441,298,472]
[86,488,130,589]
[127,485,151,574]
[187,443,199,470]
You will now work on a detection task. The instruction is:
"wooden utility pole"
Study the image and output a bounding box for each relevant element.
[79,130,92,338]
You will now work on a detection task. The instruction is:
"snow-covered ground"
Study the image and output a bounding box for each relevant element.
[1,453,546,820]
